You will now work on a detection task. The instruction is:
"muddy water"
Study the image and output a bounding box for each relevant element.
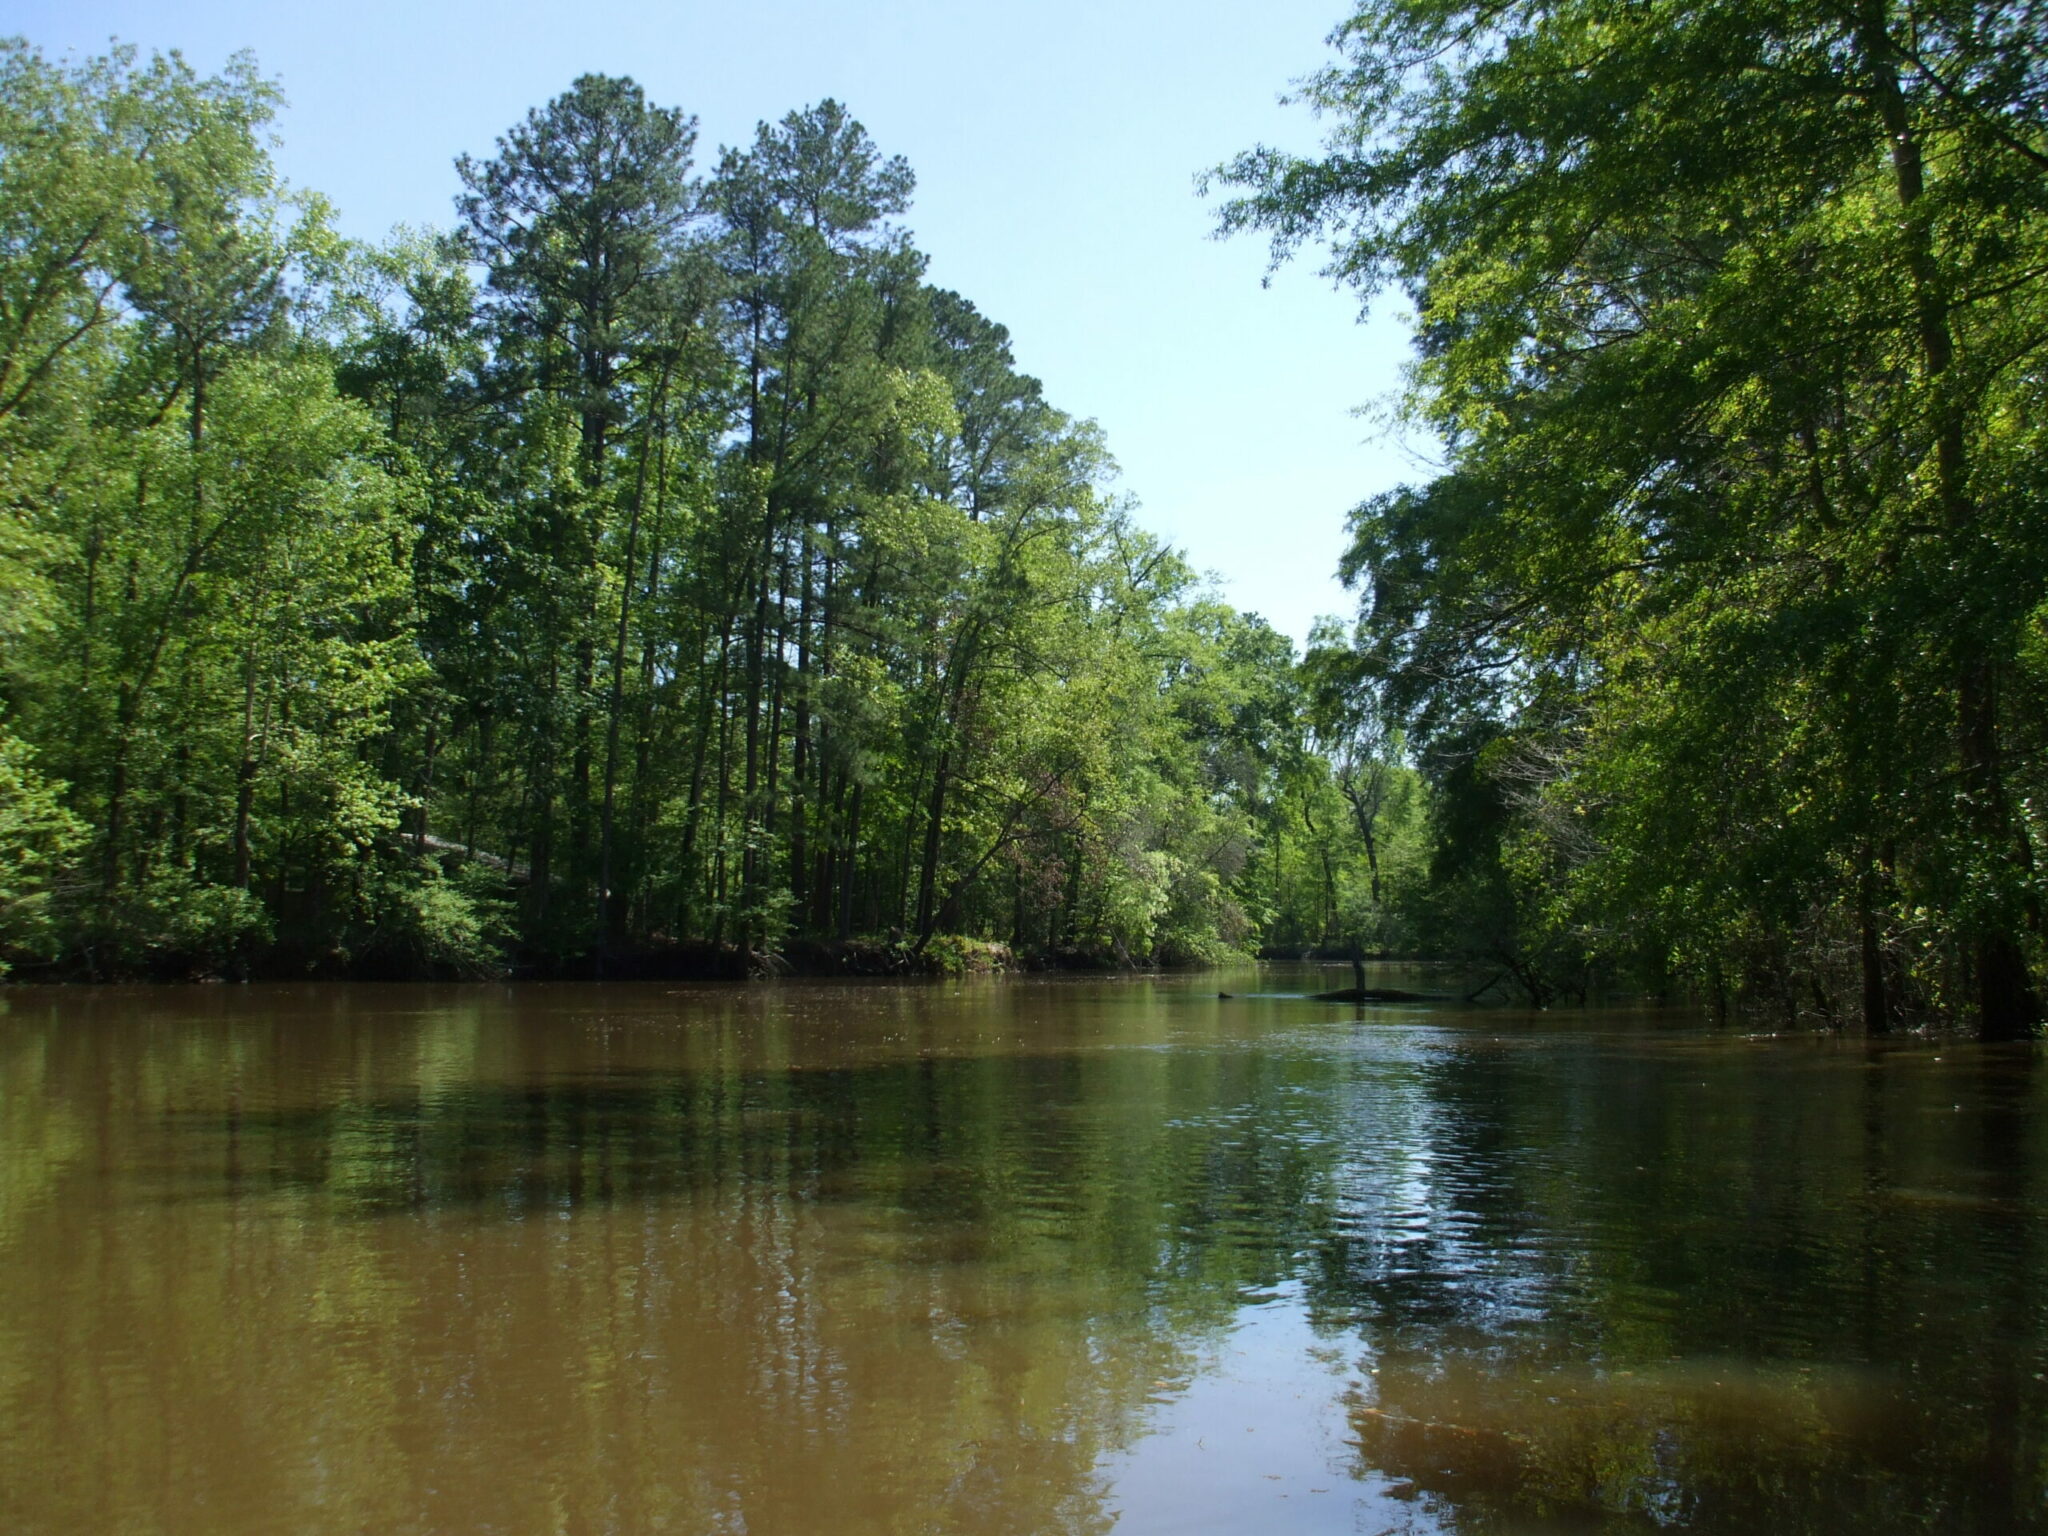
[1,971,2045,1534]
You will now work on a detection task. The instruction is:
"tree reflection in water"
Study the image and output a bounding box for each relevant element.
[1301,1032,2048,1533]
[0,981,2043,1534]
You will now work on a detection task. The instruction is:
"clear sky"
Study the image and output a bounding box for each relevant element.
[10,0,1429,646]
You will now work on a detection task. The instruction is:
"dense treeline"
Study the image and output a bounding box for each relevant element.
[1219,0,2048,1034]
[0,42,1413,979]
[31,9,2033,1027]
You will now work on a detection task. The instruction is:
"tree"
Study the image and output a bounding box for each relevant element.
[457,74,697,478]
[1215,0,2048,1034]
[0,43,481,976]
[0,50,1330,978]
[454,74,704,947]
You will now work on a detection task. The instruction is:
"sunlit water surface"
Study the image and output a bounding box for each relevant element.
[3,969,2046,1533]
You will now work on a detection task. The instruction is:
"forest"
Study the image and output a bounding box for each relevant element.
[0,43,1412,985]
[3,0,2047,1040]
[1214,0,2048,1038]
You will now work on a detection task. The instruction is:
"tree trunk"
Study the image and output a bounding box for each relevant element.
[914,748,950,943]
[597,375,668,968]
[232,638,261,891]
[1860,9,2039,1038]
[790,525,814,922]
[838,781,863,942]
[1859,874,1891,1034]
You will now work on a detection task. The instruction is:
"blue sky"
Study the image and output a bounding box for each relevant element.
[11,0,1429,646]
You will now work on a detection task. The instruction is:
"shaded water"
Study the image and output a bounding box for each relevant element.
[2,969,2046,1533]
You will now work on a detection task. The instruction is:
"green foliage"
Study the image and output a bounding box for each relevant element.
[0,40,424,975]
[0,727,83,969]
[1217,0,2048,1029]
[917,933,1012,974]
[350,858,512,980]
[0,44,1403,979]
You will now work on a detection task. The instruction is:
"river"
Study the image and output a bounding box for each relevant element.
[1,968,2044,1533]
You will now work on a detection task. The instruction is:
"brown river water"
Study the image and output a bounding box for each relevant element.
[2,968,2045,1534]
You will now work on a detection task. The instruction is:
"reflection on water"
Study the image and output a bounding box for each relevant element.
[0,975,2044,1533]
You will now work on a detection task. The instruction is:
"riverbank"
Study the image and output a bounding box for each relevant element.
[1,933,1245,984]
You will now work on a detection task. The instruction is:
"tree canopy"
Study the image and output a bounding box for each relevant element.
[0,42,1408,980]
[1215,0,2048,1034]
